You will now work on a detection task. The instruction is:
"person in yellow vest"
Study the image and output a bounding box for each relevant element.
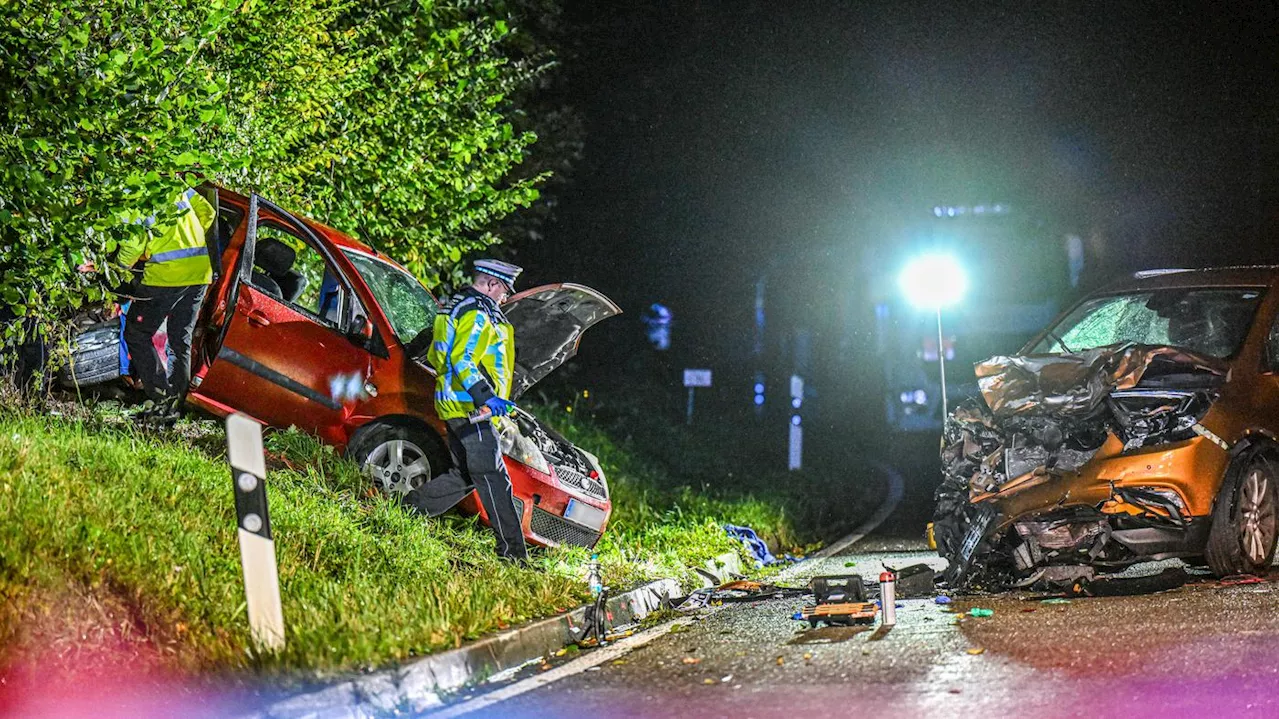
[116,187,215,417]
[417,259,527,561]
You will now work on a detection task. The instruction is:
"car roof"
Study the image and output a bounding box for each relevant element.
[1100,266,1277,293]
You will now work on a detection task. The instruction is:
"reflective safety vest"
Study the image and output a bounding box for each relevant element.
[117,188,215,287]
[427,288,515,421]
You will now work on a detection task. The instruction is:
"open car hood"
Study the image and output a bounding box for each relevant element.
[503,283,621,400]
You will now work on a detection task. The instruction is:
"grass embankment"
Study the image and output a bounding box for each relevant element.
[0,394,830,678]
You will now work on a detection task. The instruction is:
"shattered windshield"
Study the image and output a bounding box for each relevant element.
[342,250,437,343]
[1031,287,1263,358]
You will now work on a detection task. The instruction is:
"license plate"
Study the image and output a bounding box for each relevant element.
[564,499,606,532]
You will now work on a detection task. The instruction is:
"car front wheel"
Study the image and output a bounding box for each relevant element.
[347,421,450,498]
[1206,447,1278,577]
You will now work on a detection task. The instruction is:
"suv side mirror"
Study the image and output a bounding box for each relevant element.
[350,315,374,343]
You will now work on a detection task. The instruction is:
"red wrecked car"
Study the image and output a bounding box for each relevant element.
[61,186,620,549]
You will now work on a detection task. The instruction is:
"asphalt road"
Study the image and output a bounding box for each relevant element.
[466,537,1279,719]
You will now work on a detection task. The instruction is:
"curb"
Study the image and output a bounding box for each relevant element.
[250,578,683,718]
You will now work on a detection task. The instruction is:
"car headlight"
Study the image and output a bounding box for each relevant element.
[496,418,551,475]
[1108,390,1215,450]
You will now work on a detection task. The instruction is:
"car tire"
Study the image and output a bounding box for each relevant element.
[1205,446,1278,577]
[346,420,451,498]
[57,322,122,388]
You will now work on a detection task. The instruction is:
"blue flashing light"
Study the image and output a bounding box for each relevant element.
[791,415,801,426]
[754,394,765,406]
[754,383,765,394]
[791,398,802,409]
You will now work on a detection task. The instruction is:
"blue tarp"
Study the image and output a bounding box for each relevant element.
[723,524,778,568]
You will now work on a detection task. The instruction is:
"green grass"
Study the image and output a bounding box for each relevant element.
[0,389,840,677]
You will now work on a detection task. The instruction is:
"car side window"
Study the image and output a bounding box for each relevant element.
[247,218,351,330]
[1265,314,1278,374]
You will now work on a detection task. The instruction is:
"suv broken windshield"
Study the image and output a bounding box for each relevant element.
[1030,288,1263,359]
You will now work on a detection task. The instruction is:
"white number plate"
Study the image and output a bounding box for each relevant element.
[564,499,607,532]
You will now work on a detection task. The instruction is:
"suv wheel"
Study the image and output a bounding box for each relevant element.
[348,421,449,497]
[1206,448,1277,576]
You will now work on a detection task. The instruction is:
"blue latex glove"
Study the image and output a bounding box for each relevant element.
[484,396,517,416]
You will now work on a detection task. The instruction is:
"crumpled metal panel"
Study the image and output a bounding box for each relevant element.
[975,342,1226,419]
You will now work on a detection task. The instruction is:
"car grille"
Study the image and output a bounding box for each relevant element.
[511,496,525,521]
[531,507,601,548]
[554,465,607,501]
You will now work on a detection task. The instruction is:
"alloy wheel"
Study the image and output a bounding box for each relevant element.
[364,439,433,496]
[1237,463,1277,565]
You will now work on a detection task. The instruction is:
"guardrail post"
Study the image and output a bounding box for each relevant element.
[226,412,285,652]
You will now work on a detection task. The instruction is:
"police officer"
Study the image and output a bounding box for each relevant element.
[418,259,528,562]
[117,187,215,417]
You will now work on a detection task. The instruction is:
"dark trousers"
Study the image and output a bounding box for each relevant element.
[123,283,207,403]
[409,418,528,560]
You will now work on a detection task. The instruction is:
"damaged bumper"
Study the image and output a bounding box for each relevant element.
[934,343,1232,589]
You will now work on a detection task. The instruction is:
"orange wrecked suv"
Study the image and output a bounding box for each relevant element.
[934,266,1278,589]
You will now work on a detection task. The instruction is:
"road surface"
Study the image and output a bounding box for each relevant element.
[451,536,1278,718]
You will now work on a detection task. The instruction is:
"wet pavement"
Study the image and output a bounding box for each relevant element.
[465,538,1279,718]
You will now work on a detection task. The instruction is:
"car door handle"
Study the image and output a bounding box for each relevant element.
[246,309,271,327]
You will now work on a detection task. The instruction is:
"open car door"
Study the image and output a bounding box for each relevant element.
[187,195,383,436]
[503,283,621,400]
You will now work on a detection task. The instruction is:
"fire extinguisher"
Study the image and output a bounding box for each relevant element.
[879,571,896,626]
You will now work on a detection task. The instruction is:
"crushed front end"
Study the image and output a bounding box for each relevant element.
[933,343,1230,590]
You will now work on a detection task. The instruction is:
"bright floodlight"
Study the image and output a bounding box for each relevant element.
[899,253,967,309]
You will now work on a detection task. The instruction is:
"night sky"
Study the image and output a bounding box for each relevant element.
[518,0,1276,390]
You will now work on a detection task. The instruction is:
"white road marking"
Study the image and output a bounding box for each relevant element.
[428,616,697,718]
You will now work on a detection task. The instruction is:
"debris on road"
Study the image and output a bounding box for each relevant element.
[682,656,701,665]
[695,552,747,587]
[885,562,936,598]
[800,602,878,627]
[1068,566,1189,597]
[677,579,807,611]
[968,608,994,618]
[934,596,953,604]
[799,575,879,627]
[966,647,986,655]
[1217,574,1266,587]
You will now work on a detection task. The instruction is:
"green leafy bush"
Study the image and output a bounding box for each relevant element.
[0,0,552,339]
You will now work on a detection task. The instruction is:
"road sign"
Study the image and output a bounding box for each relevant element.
[227,413,285,652]
[683,369,712,387]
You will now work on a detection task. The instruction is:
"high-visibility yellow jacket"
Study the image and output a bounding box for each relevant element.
[117,188,215,287]
[427,288,515,421]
